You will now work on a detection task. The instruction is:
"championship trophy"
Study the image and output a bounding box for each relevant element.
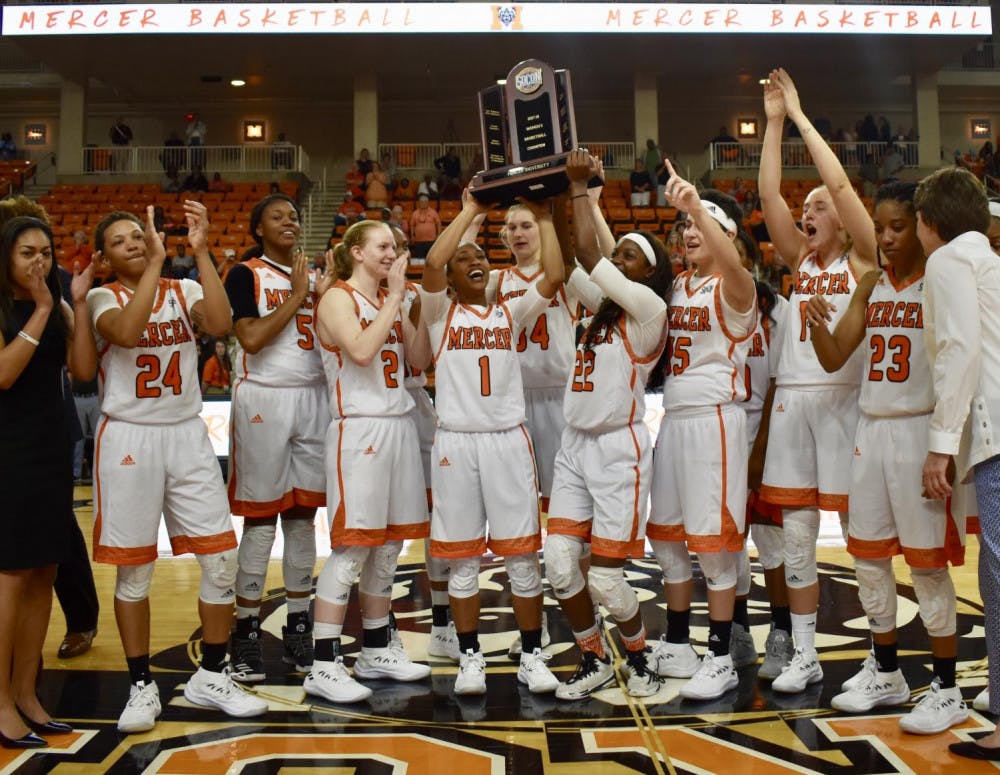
[469,59,592,206]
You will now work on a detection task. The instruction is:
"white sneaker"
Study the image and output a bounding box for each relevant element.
[428,622,461,662]
[758,629,794,680]
[679,651,738,700]
[841,652,877,692]
[974,687,990,712]
[626,648,664,698]
[117,680,161,733]
[647,636,700,678]
[730,623,758,669]
[508,612,551,660]
[772,648,823,694]
[353,644,431,681]
[518,648,559,694]
[455,650,487,695]
[831,669,909,713]
[183,666,268,717]
[556,650,615,700]
[304,657,373,704]
[899,681,969,735]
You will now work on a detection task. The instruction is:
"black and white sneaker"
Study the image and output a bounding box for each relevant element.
[555,651,615,700]
[231,616,265,683]
[626,648,664,697]
[282,614,314,672]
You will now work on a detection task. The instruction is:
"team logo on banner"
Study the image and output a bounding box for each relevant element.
[491,5,523,30]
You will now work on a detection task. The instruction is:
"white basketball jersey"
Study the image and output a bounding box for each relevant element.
[496,267,576,389]
[663,271,755,412]
[860,269,933,417]
[321,282,413,419]
[94,278,202,424]
[432,301,525,432]
[743,294,788,438]
[233,256,324,387]
[564,319,666,433]
[402,281,427,389]
[778,252,864,387]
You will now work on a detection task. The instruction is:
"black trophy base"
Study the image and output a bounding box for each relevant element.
[469,152,576,206]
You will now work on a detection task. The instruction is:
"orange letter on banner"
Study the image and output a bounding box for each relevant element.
[632,10,646,26]
[907,10,918,27]
[18,11,35,30]
[972,11,982,28]
[94,9,108,26]
[679,9,692,25]
[703,10,716,26]
[795,10,807,27]
[771,9,783,26]
[864,11,876,28]
[334,7,346,25]
[140,8,157,27]
[238,9,251,27]
[358,9,371,26]
[724,8,739,27]
[119,9,134,27]
[654,8,670,26]
[213,9,227,26]
[817,9,829,27]
[288,9,301,26]
[262,8,276,26]
[606,8,621,26]
[45,11,62,29]
[929,11,941,28]
[839,11,854,27]
[68,9,85,28]
[188,8,202,26]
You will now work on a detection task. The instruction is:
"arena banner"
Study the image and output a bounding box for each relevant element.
[1,3,991,36]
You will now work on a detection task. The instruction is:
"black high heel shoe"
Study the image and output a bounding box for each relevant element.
[17,708,73,735]
[0,730,47,749]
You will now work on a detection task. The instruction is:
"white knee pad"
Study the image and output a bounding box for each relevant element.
[783,509,819,588]
[359,541,402,598]
[911,566,957,637]
[750,523,785,570]
[543,533,586,599]
[651,539,693,585]
[698,551,739,591]
[736,548,751,596]
[425,538,450,583]
[505,553,543,598]
[316,545,369,606]
[115,562,155,603]
[197,549,238,605]
[237,521,277,599]
[855,558,897,633]
[448,556,480,599]
[281,517,317,594]
[588,565,639,622]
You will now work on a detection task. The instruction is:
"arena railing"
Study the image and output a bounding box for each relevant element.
[710,140,919,170]
[378,140,637,175]
[78,144,307,175]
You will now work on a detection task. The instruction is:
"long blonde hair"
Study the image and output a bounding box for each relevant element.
[331,220,389,279]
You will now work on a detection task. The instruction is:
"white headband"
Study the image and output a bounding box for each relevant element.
[616,233,657,267]
[989,201,1000,219]
[701,200,738,234]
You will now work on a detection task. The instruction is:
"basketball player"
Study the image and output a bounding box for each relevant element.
[806,181,968,735]
[646,164,758,701]
[757,68,878,692]
[225,194,330,682]
[304,220,432,704]
[88,204,266,733]
[421,188,562,696]
[544,151,672,700]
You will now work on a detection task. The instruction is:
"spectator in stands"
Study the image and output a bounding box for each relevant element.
[208,172,229,193]
[409,193,441,258]
[655,153,671,207]
[665,221,686,277]
[390,205,409,237]
[161,131,186,171]
[272,132,294,170]
[109,117,133,172]
[878,116,892,144]
[0,132,17,161]
[356,148,373,176]
[644,138,663,181]
[60,230,93,273]
[629,158,653,207]
[380,151,398,191]
[161,167,181,194]
[216,248,239,282]
[859,114,879,142]
[417,174,439,200]
[859,151,880,197]
[880,143,904,183]
[741,188,761,219]
[334,191,364,228]
[365,162,390,208]
[709,125,738,146]
[201,339,232,395]
[186,112,207,168]
[182,165,209,193]
[729,177,748,205]
[395,177,414,202]
[345,162,365,203]
[434,146,462,199]
[172,243,195,279]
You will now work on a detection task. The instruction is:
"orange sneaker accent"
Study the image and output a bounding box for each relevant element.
[120,454,136,466]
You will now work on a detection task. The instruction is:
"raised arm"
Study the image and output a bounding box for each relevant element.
[514,198,563,298]
[773,68,877,272]
[804,269,877,372]
[566,150,602,273]
[588,157,616,259]
[758,77,808,269]
[184,200,232,337]
[94,207,168,348]
[66,263,97,381]
[423,187,488,294]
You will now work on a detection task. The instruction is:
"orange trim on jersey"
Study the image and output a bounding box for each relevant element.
[967,515,981,535]
[429,537,488,558]
[93,543,158,566]
[433,301,460,364]
[92,416,111,562]
[886,266,925,293]
[425,487,433,511]
[458,302,497,321]
[488,533,541,556]
[900,543,965,569]
[759,484,819,508]
[847,534,902,560]
[292,487,326,508]
[627,423,644,547]
[590,534,641,560]
[539,495,550,513]
[645,522,687,542]
[716,406,745,552]
[681,269,717,299]
[818,492,849,511]
[517,423,543,532]
[386,520,430,541]
[714,278,757,345]
[227,378,244,509]
[618,319,668,366]
[172,278,193,329]
[747,491,784,527]
[231,493,296,519]
[546,517,592,538]
[330,526,389,547]
[170,531,238,557]
[330,420,348,540]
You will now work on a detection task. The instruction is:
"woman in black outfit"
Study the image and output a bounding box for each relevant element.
[0,217,96,747]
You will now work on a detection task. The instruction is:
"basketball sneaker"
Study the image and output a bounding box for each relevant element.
[771,647,823,693]
[117,680,161,733]
[680,651,739,700]
[831,669,909,713]
[304,657,373,703]
[454,649,487,695]
[899,680,969,735]
[646,636,700,678]
[555,650,615,700]
[184,666,268,717]
[758,628,794,680]
[518,648,559,693]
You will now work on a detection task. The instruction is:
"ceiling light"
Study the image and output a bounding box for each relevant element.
[231,79,246,87]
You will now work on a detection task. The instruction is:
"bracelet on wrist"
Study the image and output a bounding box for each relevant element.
[17,330,40,346]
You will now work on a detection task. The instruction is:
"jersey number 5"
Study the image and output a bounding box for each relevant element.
[136,352,182,398]
[295,314,315,351]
